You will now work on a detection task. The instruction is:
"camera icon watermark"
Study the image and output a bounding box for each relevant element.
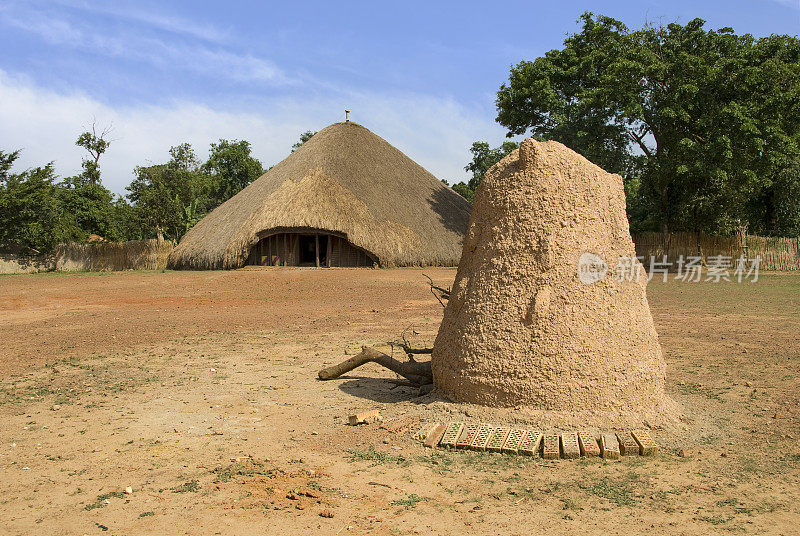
[577,252,608,284]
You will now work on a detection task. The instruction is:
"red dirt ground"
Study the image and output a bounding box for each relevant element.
[0,268,798,535]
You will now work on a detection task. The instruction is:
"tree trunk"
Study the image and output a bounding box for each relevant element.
[318,346,432,385]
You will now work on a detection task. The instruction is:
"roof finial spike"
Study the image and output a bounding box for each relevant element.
[345,109,350,122]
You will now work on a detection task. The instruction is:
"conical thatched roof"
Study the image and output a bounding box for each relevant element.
[167,121,471,269]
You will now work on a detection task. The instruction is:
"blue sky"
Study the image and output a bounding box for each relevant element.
[1,0,798,194]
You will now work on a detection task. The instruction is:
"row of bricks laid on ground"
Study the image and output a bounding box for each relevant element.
[417,422,658,459]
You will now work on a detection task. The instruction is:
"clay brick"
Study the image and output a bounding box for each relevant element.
[348,409,380,426]
[439,422,464,449]
[502,428,527,454]
[631,429,658,456]
[485,427,511,453]
[578,431,601,457]
[600,433,620,459]
[423,423,446,448]
[616,432,639,456]
[415,422,438,441]
[381,416,419,434]
[518,430,543,456]
[470,424,494,451]
[560,432,580,459]
[543,434,560,459]
[456,423,479,449]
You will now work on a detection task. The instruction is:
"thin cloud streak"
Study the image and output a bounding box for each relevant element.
[768,0,800,10]
[0,5,288,85]
[49,0,231,43]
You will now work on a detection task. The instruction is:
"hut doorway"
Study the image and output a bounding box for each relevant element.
[298,235,328,266]
[246,229,375,267]
[299,235,316,265]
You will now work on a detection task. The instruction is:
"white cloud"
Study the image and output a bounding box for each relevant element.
[0,5,288,84]
[0,71,508,195]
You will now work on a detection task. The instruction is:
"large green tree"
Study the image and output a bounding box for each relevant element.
[127,143,213,241]
[57,176,118,240]
[0,150,81,252]
[203,139,264,207]
[58,124,121,240]
[496,13,800,234]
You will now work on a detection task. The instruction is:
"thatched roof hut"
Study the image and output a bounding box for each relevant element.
[167,121,471,269]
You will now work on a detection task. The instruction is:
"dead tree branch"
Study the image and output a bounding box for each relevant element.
[318,277,448,388]
[318,346,432,385]
[389,325,433,357]
[422,273,450,308]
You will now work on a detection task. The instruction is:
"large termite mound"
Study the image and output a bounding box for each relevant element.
[431,138,677,424]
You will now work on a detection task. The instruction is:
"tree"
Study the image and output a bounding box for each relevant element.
[203,139,263,207]
[127,144,213,241]
[0,150,80,253]
[447,141,519,203]
[0,149,19,180]
[75,122,112,186]
[496,15,634,177]
[57,176,117,240]
[292,131,317,152]
[54,122,119,240]
[772,162,800,237]
[754,159,800,237]
[109,197,145,242]
[496,13,800,235]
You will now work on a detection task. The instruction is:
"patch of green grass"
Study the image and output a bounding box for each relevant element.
[171,480,200,493]
[541,481,562,494]
[346,446,408,466]
[752,499,782,514]
[734,454,769,479]
[447,449,539,472]
[699,434,720,445]
[212,459,278,483]
[716,497,739,507]
[579,474,640,507]
[677,384,730,402]
[697,514,733,525]
[677,384,702,396]
[414,451,455,472]
[84,491,125,510]
[390,494,429,509]
[561,497,584,511]
[139,511,155,518]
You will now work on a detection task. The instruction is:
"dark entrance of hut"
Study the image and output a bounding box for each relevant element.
[298,235,328,266]
[247,230,375,267]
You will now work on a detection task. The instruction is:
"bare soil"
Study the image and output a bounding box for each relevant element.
[0,268,798,535]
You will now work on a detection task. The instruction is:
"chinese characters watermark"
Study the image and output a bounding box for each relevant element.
[578,253,761,284]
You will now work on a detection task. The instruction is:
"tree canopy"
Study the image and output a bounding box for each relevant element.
[446,141,519,202]
[1,132,266,253]
[496,13,800,235]
[292,131,317,152]
[203,139,264,207]
[0,151,81,252]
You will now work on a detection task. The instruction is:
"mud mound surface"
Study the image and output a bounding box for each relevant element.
[431,138,678,426]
